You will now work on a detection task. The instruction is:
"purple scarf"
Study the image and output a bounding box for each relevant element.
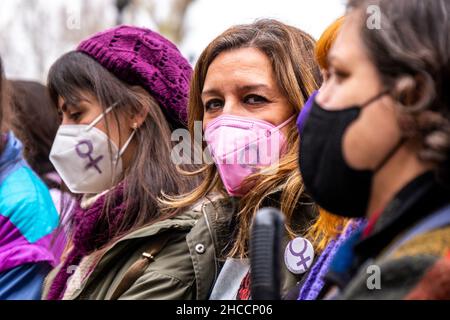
[298,219,365,300]
[46,184,127,300]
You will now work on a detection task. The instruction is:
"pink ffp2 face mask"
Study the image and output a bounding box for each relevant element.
[204,114,295,196]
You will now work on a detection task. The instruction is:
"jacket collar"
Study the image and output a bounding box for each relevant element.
[353,171,448,260]
[324,171,449,293]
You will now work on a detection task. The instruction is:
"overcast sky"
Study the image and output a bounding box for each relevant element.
[0,0,346,80]
[181,0,346,60]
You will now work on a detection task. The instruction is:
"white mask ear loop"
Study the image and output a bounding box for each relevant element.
[118,129,136,157]
[86,103,118,131]
[111,129,136,180]
[83,101,135,158]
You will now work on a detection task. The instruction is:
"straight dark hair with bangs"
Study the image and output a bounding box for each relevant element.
[48,51,198,243]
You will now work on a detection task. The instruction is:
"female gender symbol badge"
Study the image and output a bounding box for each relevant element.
[284,237,314,274]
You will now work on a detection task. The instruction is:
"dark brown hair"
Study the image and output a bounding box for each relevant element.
[9,80,60,187]
[48,51,198,243]
[348,0,450,182]
[0,59,11,152]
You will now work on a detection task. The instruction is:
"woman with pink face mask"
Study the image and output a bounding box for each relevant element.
[163,19,347,300]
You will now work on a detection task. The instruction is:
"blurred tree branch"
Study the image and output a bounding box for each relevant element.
[133,0,196,44]
[116,0,131,24]
[0,0,194,80]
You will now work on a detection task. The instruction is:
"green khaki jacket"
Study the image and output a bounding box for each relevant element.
[43,191,316,300]
[42,197,235,300]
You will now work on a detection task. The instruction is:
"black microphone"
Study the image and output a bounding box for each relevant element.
[250,207,285,300]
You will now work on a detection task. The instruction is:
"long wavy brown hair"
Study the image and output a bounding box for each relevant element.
[162,19,344,258]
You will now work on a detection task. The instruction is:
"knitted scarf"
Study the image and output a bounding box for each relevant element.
[298,219,365,300]
[46,184,127,300]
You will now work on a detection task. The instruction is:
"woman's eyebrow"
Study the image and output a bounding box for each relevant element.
[327,54,346,69]
[237,84,274,97]
[201,83,271,98]
[239,84,270,91]
[78,96,91,103]
[61,100,85,112]
[201,88,221,98]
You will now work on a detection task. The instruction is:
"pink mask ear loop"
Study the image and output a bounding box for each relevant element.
[268,114,296,155]
[272,114,297,133]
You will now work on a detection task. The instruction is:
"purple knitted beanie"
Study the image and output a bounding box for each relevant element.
[77,25,192,126]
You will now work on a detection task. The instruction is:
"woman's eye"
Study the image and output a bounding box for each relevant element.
[244,94,269,104]
[329,68,349,83]
[335,71,348,80]
[70,112,82,120]
[205,99,224,110]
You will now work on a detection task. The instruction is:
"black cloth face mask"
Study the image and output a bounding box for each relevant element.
[299,91,404,218]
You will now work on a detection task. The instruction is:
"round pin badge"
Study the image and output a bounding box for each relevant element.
[284,237,315,274]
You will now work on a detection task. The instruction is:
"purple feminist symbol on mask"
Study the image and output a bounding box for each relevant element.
[289,239,312,270]
[75,140,103,174]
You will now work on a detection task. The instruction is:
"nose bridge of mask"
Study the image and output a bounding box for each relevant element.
[207,114,294,164]
[206,115,263,149]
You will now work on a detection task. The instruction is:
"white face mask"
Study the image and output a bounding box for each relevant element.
[50,105,136,194]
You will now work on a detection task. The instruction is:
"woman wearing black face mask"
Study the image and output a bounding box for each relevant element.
[298,0,450,299]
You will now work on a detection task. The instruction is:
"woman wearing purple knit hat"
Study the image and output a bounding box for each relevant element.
[42,26,222,300]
